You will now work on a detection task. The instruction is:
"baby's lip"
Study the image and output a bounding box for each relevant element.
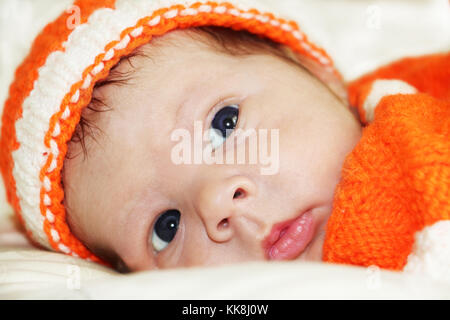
[262,209,316,261]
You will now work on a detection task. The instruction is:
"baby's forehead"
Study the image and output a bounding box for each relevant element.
[124,28,238,64]
[112,26,296,77]
[108,29,231,87]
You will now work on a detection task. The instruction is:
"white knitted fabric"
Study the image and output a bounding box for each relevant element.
[405,221,450,284]
[362,79,418,123]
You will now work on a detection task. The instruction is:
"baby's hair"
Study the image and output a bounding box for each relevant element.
[67,26,307,160]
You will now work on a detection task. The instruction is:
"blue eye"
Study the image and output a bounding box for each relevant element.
[209,104,239,149]
[151,209,180,253]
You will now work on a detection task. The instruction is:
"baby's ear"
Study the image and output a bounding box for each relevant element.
[349,79,418,124]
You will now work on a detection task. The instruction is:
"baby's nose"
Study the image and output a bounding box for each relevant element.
[196,175,257,243]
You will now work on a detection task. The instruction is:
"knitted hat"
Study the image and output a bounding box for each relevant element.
[0,0,340,264]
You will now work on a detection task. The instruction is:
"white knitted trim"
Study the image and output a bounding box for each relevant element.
[363,79,418,123]
[404,220,450,284]
[11,0,332,252]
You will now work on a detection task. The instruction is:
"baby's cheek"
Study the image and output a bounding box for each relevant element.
[276,125,344,203]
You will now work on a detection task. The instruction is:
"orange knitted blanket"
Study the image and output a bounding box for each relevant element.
[322,52,450,271]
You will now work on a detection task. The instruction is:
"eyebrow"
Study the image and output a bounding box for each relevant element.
[172,94,196,136]
[96,49,151,88]
[170,74,222,134]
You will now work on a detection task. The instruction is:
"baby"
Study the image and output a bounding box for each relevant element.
[1,0,448,276]
[62,26,362,271]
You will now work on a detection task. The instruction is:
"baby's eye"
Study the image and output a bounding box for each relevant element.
[209,104,239,149]
[151,209,180,253]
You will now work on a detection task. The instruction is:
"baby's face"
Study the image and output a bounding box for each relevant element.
[63,30,362,271]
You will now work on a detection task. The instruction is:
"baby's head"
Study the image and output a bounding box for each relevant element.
[0,0,362,273]
[62,26,362,272]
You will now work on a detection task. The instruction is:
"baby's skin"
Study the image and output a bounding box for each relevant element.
[62,29,362,271]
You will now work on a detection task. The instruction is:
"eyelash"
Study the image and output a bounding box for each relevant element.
[204,98,243,150]
[150,209,183,257]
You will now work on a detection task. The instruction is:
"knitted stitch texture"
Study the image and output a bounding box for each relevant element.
[322,53,450,270]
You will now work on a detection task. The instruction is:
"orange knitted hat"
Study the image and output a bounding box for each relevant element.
[0,0,340,264]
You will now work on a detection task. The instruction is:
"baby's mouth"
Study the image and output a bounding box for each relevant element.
[262,209,316,261]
